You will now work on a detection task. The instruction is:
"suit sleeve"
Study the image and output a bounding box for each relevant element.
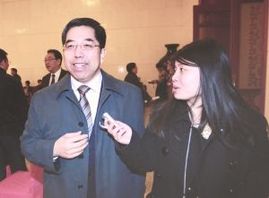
[116,128,163,174]
[20,94,60,173]
[240,116,269,198]
[0,76,28,136]
[120,85,144,137]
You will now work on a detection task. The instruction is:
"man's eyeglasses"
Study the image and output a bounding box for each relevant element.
[44,58,57,62]
[63,42,100,51]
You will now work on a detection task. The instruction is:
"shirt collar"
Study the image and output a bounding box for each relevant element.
[51,68,61,78]
[54,70,124,101]
[71,70,102,93]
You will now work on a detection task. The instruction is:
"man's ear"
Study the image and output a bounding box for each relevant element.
[100,48,106,64]
[56,59,62,67]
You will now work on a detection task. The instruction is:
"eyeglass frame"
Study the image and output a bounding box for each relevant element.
[63,41,100,51]
[44,58,57,62]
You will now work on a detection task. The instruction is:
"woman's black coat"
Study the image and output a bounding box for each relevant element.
[117,103,269,198]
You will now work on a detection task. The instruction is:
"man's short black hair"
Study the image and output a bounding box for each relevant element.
[126,62,136,73]
[62,17,106,49]
[47,49,62,65]
[0,48,8,63]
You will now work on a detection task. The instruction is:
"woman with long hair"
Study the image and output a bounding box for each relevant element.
[102,39,269,198]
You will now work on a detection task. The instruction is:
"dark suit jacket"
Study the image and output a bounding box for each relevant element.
[21,70,146,198]
[124,72,143,88]
[0,68,28,136]
[41,69,68,88]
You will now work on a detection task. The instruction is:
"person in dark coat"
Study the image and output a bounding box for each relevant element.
[10,67,22,84]
[154,67,169,101]
[0,48,27,181]
[21,18,145,198]
[124,62,152,103]
[103,39,269,198]
[124,62,141,87]
[41,49,68,88]
[23,80,34,104]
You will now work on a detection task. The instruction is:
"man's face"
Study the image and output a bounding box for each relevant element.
[11,69,16,75]
[0,59,9,71]
[132,66,138,74]
[63,25,105,83]
[44,52,61,73]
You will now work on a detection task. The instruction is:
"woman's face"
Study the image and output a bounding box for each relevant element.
[171,61,201,106]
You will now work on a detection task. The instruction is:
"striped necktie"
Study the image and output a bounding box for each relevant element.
[78,85,93,137]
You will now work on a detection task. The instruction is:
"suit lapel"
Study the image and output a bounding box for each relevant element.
[43,74,50,87]
[59,69,67,80]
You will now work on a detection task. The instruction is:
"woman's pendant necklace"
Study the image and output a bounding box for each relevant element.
[201,123,212,139]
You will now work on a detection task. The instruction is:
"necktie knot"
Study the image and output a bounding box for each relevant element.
[78,85,90,96]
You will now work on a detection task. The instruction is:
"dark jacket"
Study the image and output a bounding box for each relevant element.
[21,71,145,198]
[118,102,269,198]
[0,68,27,136]
[41,69,68,88]
[124,72,143,88]
[124,73,152,102]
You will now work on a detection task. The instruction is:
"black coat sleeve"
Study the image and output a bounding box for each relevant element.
[115,128,164,174]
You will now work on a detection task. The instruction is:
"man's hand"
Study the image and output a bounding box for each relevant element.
[53,131,89,159]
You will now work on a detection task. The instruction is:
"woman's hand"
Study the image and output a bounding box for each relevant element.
[103,118,132,145]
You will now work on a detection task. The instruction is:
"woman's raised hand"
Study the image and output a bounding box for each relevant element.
[102,114,132,145]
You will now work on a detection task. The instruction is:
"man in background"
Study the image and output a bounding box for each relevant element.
[41,49,68,87]
[10,67,22,84]
[124,62,152,103]
[0,48,27,181]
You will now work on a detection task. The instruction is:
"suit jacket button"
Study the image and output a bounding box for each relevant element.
[78,184,83,189]
[161,147,169,155]
[228,161,238,169]
[155,172,161,177]
[78,122,84,127]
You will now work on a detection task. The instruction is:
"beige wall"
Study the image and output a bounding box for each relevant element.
[0,0,198,96]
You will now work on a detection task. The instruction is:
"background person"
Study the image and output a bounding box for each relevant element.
[23,80,34,104]
[41,49,68,88]
[124,62,152,103]
[0,48,27,181]
[10,67,22,84]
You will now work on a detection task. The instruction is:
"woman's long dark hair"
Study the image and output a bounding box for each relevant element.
[149,39,265,147]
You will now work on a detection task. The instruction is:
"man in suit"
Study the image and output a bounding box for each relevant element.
[21,18,145,198]
[10,67,22,84]
[0,48,27,181]
[124,62,152,103]
[41,49,68,87]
